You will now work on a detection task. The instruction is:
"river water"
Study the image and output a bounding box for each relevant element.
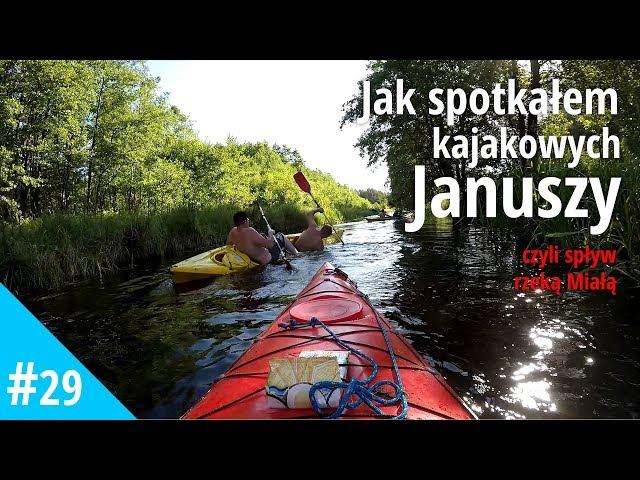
[24,219,640,418]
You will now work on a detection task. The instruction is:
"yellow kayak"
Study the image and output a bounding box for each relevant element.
[365,215,395,222]
[170,229,344,284]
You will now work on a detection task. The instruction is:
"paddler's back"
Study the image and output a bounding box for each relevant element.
[294,227,324,252]
[228,226,271,264]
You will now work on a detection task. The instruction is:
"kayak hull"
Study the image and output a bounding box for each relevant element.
[365,216,395,222]
[170,229,344,284]
[170,246,259,284]
[182,262,475,420]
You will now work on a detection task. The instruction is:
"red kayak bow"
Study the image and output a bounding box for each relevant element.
[182,262,475,419]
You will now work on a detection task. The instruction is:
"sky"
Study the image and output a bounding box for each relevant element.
[146,61,389,191]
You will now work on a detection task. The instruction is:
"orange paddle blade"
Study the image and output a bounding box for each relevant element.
[294,171,311,193]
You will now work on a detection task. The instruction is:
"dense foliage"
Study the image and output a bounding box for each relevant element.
[0,60,373,292]
[342,60,640,281]
[357,188,388,207]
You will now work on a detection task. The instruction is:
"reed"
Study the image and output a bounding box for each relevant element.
[0,203,372,294]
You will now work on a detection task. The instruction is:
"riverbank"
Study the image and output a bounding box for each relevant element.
[0,203,372,294]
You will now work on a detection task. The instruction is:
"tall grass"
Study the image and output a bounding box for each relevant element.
[476,154,640,283]
[0,203,371,294]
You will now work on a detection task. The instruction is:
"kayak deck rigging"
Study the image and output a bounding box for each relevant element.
[182,263,475,419]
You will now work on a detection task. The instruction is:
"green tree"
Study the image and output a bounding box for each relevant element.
[341,60,512,210]
[357,188,387,206]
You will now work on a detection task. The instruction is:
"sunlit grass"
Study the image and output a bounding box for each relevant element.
[0,202,372,293]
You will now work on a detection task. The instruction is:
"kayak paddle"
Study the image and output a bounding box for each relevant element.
[257,202,293,271]
[293,171,345,246]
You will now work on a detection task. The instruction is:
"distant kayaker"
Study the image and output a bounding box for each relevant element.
[227,211,298,265]
[294,208,333,252]
[379,209,390,218]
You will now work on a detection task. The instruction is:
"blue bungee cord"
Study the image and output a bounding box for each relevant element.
[278,314,409,419]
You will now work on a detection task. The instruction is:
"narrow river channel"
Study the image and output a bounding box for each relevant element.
[24,219,640,418]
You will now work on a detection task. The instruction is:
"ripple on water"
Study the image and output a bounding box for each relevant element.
[22,218,640,418]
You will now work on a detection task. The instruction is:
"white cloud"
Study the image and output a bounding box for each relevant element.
[146,60,388,191]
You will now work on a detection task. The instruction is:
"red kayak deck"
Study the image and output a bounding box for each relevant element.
[182,262,475,419]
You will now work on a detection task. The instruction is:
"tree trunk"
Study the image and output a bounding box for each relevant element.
[87,77,106,212]
[527,60,541,176]
[510,60,527,175]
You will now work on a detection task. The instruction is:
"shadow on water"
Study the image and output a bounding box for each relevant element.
[24,219,640,418]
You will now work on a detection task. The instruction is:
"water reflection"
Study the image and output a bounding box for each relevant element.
[24,217,640,418]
